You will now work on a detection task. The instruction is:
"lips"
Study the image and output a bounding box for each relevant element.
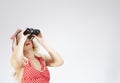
[25,43,30,46]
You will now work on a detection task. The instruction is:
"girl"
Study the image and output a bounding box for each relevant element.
[10,28,64,83]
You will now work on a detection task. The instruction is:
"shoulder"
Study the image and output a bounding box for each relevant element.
[34,52,46,61]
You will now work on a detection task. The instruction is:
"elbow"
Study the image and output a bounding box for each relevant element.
[47,59,64,67]
[54,58,64,67]
[59,59,64,66]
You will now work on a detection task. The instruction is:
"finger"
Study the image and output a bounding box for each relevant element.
[12,37,17,52]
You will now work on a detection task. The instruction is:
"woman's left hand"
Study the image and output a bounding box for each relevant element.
[33,33,45,45]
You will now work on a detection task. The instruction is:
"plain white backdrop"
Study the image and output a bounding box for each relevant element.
[0,0,120,83]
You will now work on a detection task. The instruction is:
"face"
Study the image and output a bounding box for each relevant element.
[16,31,34,51]
[24,38,33,51]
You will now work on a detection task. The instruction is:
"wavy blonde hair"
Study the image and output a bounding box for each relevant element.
[11,30,40,82]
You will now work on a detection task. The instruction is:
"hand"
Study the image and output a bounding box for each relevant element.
[12,30,28,51]
[33,33,45,45]
[16,30,29,45]
[21,30,29,39]
[37,32,43,38]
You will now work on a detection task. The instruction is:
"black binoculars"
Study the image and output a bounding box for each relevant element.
[23,28,40,39]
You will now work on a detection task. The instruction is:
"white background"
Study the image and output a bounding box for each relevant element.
[0,0,120,83]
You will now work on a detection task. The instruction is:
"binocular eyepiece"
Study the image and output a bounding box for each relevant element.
[23,28,40,39]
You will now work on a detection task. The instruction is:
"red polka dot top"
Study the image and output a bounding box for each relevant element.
[22,56,50,83]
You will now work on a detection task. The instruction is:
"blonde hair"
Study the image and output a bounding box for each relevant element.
[11,30,40,82]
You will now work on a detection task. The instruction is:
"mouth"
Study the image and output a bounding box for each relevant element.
[25,43,30,46]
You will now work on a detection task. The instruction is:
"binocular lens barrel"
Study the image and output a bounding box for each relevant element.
[23,28,40,39]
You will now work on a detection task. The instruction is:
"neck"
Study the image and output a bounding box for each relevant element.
[24,49,35,60]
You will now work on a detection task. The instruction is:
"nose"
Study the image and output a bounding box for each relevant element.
[26,38,31,42]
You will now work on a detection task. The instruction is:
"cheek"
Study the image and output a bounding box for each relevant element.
[30,42,33,46]
[24,40,33,47]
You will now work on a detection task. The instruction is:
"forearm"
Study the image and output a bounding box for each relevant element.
[40,41,64,66]
[11,37,26,69]
[13,37,26,60]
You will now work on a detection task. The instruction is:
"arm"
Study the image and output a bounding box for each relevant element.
[34,34,64,67]
[11,31,27,69]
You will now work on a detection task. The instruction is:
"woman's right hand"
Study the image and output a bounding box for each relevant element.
[20,30,28,40]
[17,30,29,45]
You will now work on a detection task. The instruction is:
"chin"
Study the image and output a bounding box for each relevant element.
[24,46,33,51]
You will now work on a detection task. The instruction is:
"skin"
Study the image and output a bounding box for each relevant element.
[10,30,64,81]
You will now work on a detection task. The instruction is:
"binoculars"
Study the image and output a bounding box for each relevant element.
[23,28,40,39]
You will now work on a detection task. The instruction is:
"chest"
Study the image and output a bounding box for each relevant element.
[30,58,44,72]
